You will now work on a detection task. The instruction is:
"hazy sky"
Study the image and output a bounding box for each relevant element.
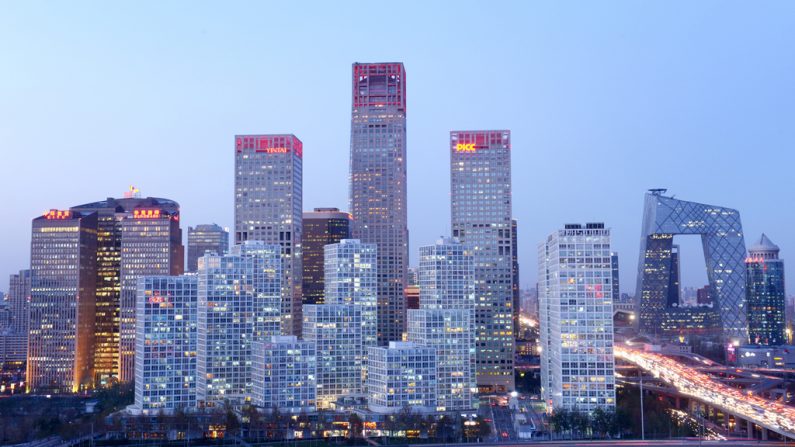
[1,1,794,295]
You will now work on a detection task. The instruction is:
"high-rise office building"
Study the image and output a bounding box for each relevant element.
[407,238,476,411]
[187,224,229,272]
[636,190,748,343]
[324,239,377,352]
[252,335,317,414]
[302,304,363,409]
[7,269,31,334]
[610,252,620,303]
[512,219,520,344]
[196,241,282,408]
[302,208,351,305]
[118,204,183,384]
[539,223,616,412]
[133,276,197,414]
[746,234,786,345]
[366,341,437,414]
[450,130,515,392]
[71,195,182,386]
[27,210,98,393]
[235,134,303,336]
[404,285,420,310]
[349,62,408,345]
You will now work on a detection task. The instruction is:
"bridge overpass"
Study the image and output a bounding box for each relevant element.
[616,346,795,441]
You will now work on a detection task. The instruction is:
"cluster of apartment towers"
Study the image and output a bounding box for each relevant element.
[5,63,524,416]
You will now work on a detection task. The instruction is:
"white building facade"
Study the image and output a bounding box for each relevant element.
[252,335,316,414]
[366,341,437,414]
[539,223,616,412]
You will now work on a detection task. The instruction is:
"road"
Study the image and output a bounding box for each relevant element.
[414,440,794,447]
[616,346,795,440]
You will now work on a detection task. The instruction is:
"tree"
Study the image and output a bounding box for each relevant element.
[348,413,363,439]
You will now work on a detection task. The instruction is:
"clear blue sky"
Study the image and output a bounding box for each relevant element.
[1,1,793,295]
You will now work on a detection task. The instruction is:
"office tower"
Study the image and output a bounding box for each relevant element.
[746,234,786,345]
[366,341,437,414]
[324,239,377,351]
[196,241,282,407]
[636,190,748,343]
[407,267,418,287]
[667,245,681,307]
[539,223,616,412]
[407,237,476,411]
[349,62,408,345]
[7,270,31,334]
[235,134,303,336]
[71,195,182,386]
[697,285,712,305]
[187,224,229,272]
[252,335,317,414]
[511,220,520,342]
[302,304,363,409]
[610,252,620,303]
[118,204,183,384]
[27,210,98,393]
[450,130,514,392]
[404,286,420,310]
[134,276,197,414]
[302,208,351,305]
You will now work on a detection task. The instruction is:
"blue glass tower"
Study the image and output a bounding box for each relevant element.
[746,234,786,345]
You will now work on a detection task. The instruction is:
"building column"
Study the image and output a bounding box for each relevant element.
[747,420,754,439]
[761,428,768,441]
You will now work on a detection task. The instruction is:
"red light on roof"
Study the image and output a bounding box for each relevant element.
[133,209,163,219]
[44,210,71,220]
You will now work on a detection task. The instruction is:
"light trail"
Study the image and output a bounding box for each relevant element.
[616,346,795,438]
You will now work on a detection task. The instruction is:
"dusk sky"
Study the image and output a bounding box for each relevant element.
[1,1,794,294]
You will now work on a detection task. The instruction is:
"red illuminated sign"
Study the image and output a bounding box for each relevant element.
[148,295,167,304]
[44,210,71,220]
[133,209,162,219]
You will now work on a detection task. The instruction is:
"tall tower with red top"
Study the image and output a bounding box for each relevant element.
[349,62,408,345]
[235,134,303,336]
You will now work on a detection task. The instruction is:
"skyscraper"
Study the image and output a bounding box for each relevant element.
[134,275,197,414]
[539,223,616,412]
[450,130,515,392]
[71,195,182,385]
[512,219,520,336]
[235,134,303,336]
[610,252,620,303]
[349,62,408,345]
[366,342,437,414]
[302,208,351,305]
[7,269,31,334]
[252,335,317,414]
[187,224,229,272]
[406,237,476,411]
[746,234,786,345]
[636,190,748,343]
[118,204,183,384]
[196,242,282,408]
[27,210,98,393]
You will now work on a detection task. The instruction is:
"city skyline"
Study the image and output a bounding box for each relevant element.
[2,2,795,295]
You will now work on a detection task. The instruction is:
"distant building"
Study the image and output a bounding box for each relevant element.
[196,242,282,407]
[27,210,98,394]
[366,341,437,414]
[133,276,197,414]
[71,194,183,386]
[301,208,351,305]
[610,252,620,302]
[404,285,420,310]
[539,223,616,411]
[636,191,748,343]
[450,130,514,392]
[512,219,520,340]
[302,304,363,409]
[349,62,409,345]
[406,267,418,287]
[235,134,303,336]
[697,286,712,305]
[252,335,316,414]
[7,269,31,334]
[118,202,183,384]
[746,234,786,345]
[186,224,228,272]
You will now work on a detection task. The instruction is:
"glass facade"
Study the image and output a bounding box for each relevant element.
[349,62,408,345]
[366,341,437,414]
[252,335,316,414]
[28,210,98,394]
[636,191,748,343]
[450,130,514,392]
[196,241,281,408]
[134,275,197,414]
[187,224,229,272]
[746,234,786,345]
[235,134,303,336]
[301,208,351,305]
[539,223,616,412]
